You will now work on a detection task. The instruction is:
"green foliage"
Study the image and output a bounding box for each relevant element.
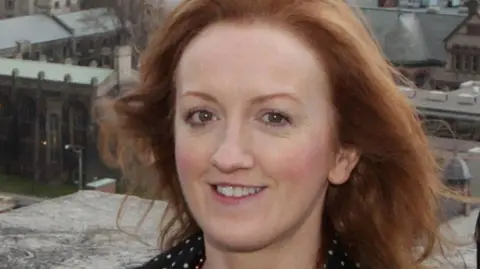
[0,174,77,198]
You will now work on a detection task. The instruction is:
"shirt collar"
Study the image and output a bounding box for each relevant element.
[148,231,361,269]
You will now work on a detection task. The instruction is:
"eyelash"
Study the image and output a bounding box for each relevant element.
[260,110,292,127]
[183,108,292,128]
[184,108,215,127]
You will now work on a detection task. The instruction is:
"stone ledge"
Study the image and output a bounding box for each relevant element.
[0,191,478,269]
[0,191,166,269]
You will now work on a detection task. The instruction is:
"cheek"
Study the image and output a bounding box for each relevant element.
[174,134,212,183]
[175,143,198,182]
[262,134,333,185]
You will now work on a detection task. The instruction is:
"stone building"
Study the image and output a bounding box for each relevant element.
[399,84,480,140]
[0,8,122,68]
[356,0,480,90]
[0,50,128,183]
[0,0,80,19]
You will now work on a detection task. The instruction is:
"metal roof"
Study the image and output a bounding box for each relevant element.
[56,8,121,37]
[0,58,113,85]
[0,14,71,50]
[382,13,430,62]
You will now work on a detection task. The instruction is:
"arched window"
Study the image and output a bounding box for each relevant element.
[18,97,35,138]
[0,96,9,139]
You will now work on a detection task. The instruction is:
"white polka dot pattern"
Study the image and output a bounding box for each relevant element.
[134,232,360,269]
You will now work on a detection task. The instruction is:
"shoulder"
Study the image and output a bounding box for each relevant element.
[132,232,205,269]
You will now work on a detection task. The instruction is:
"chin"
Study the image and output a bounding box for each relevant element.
[203,222,276,253]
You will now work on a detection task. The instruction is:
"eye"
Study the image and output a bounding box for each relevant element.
[185,109,217,127]
[260,111,291,127]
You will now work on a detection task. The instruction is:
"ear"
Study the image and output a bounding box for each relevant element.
[328,147,360,185]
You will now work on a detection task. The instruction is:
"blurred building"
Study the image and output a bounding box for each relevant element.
[0,8,124,68]
[0,0,80,19]
[0,45,133,183]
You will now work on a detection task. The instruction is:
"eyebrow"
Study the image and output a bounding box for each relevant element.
[180,91,301,105]
[179,91,218,103]
[250,92,302,105]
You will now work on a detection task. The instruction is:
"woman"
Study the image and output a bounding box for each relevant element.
[102,0,448,268]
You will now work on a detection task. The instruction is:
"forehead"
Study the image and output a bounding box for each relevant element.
[175,21,329,99]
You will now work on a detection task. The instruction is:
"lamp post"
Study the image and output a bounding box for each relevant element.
[65,144,84,190]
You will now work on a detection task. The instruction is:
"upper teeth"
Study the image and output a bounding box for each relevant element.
[216,186,262,197]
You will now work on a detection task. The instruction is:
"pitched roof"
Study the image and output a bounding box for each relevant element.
[0,14,71,50]
[383,13,430,62]
[56,8,121,37]
[0,58,114,86]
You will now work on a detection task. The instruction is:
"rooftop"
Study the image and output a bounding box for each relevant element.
[0,8,121,51]
[56,8,121,37]
[0,14,71,50]
[0,58,114,85]
[0,191,165,269]
[399,84,480,120]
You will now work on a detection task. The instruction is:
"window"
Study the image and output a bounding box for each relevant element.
[63,45,69,57]
[414,71,428,87]
[66,0,71,7]
[453,53,462,70]
[48,114,59,162]
[5,0,14,10]
[101,39,110,48]
[473,55,480,72]
[89,40,95,50]
[0,98,9,139]
[466,24,480,36]
[464,54,471,71]
[73,109,86,131]
[454,120,476,140]
[103,56,111,67]
[54,1,60,9]
[18,98,35,138]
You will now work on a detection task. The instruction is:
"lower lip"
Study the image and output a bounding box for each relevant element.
[210,186,266,205]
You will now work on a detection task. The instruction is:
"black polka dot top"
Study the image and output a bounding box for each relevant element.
[134,232,361,269]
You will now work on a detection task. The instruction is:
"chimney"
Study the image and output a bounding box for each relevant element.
[466,0,479,14]
[114,45,133,79]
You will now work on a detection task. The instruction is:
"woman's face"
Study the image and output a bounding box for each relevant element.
[174,22,359,251]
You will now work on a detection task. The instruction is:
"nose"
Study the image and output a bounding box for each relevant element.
[210,126,254,173]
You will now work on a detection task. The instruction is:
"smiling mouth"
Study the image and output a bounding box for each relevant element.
[212,185,266,198]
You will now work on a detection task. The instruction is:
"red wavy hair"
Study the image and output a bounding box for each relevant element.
[98,1,453,269]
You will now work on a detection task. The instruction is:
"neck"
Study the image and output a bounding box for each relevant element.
[203,209,324,269]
